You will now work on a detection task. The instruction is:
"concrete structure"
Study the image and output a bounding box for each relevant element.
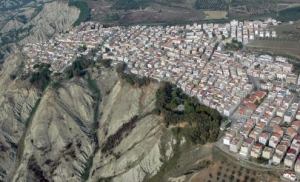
[250,143,263,158]
[239,137,254,157]
[262,146,274,159]
[230,134,244,153]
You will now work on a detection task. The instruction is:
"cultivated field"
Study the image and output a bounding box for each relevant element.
[189,161,280,182]
[118,4,206,25]
[204,11,228,20]
[247,39,300,59]
[230,0,276,16]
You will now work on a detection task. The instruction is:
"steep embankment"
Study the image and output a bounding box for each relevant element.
[88,71,175,182]
[0,1,80,47]
[19,1,80,44]
[11,77,96,182]
[5,66,175,182]
[0,52,40,181]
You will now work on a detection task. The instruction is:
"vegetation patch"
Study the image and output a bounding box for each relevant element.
[194,0,226,10]
[68,0,91,27]
[278,7,300,22]
[81,156,93,181]
[86,73,101,123]
[25,98,41,127]
[101,115,138,153]
[225,39,243,51]
[111,0,150,11]
[155,82,223,144]
[29,63,51,91]
[64,55,93,78]
[147,141,181,182]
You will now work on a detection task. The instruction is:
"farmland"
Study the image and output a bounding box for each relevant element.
[81,0,300,26]
[247,40,300,59]
[194,0,227,11]
[273,23,300,41]
[246,22,300,60]
[189,161,280,182]
[204,11,228,20]
[118,4,206,25]
[229,0,276,19]
[277,6,300,22]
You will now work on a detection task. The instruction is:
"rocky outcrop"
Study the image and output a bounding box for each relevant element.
[0,52,40,181]
[1,19,24,33]
[0,64,175,182]
[0,1,79,46]
[87,71,174,182]
[19,1,80,44]
[11,77,96,182]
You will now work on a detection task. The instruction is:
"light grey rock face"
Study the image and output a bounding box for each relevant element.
[0,65,175,182]
[11,78,96,182]
[88,77,174,182]
[0,53,40,181]
[19,1,80,44]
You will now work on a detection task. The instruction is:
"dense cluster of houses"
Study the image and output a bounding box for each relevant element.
[20,16,300,181]
[21,19,300,120]
[223,90,300,181]
[22,22,110,73]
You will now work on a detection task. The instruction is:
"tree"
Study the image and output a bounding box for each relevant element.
[9,74,16,80]
[99,59,112,68]
[116,62,126,75]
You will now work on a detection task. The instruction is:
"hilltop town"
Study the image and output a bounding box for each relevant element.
[21,18,300,181]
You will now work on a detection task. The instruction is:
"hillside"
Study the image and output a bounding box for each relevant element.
[0,50,171,181]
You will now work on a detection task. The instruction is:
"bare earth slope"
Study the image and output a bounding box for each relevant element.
[88,72,175,182]
[19,1,80,44]
[11,77,96,182]
[0,66,175,182]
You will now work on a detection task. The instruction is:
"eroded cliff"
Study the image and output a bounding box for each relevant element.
[0,63,175,182]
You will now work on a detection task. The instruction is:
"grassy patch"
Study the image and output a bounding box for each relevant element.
[81,156,93,181]
[147,142,181,182]
[25,98,41,127]
[86,73,101,123]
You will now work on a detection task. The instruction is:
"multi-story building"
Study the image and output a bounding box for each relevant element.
[230,134,244,153]
[262,146,274,159]
[269,132,281,148]
[240,137,254,157]
[250,143,263,158]
[258,132,270,145]
[284,149,297,168]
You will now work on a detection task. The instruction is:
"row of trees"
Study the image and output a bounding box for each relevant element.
[155,82,223,144]
[111,0,149,11]
[194,0,225,10]
[101,115,138,153]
